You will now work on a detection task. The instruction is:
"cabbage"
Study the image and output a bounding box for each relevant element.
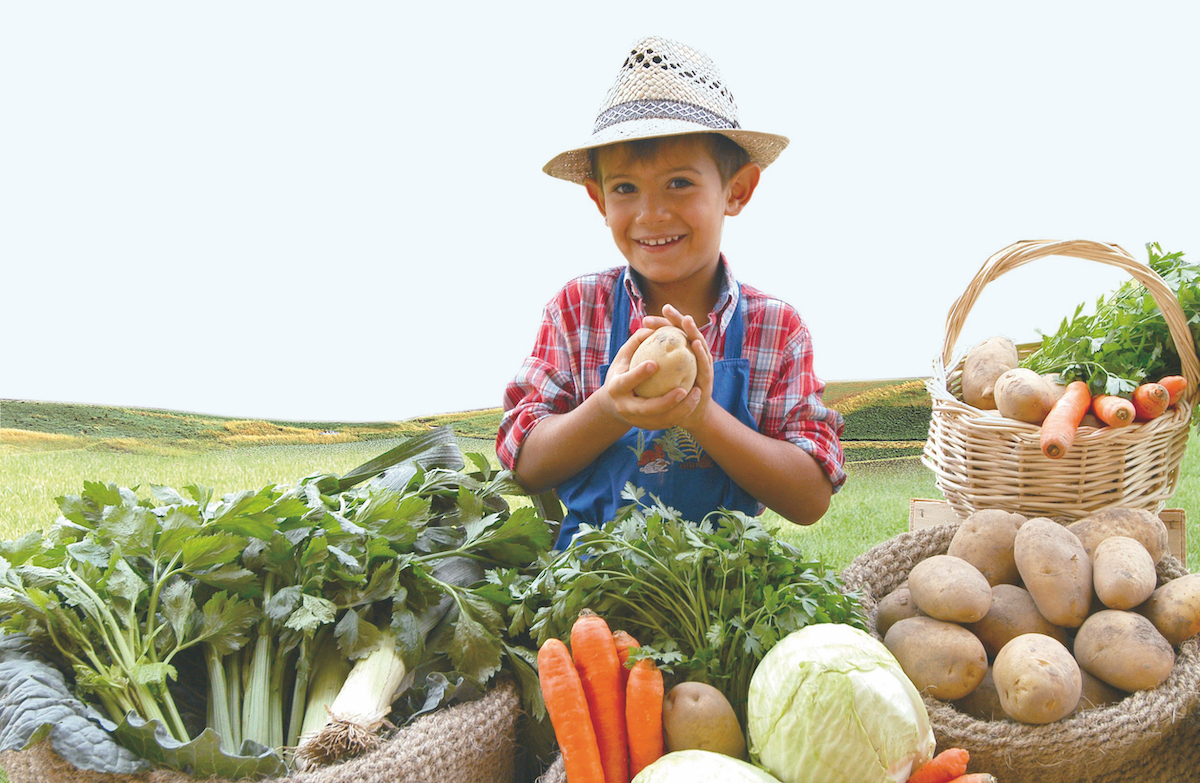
[746,624,935,783]
[631,749,784,783]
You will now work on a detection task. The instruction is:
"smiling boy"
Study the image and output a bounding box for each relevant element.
[497,36,845,548]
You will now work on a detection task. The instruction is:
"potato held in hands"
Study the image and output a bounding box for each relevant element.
[631,325,698,398]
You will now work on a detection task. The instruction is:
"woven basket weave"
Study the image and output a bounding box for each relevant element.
[922,239,1200,522]
[841,525,1200,783]
[0,678,520,783]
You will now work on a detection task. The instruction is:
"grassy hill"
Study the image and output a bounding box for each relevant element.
[1,379,930,462]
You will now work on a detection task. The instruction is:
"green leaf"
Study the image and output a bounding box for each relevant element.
[110,713,286,778]
[333,608,383,659]
[180,533,247,573]
[99,504,157,558]
[106,559,148,615]
[264,585,302,623]
[446,591,504,684]
[160,579,195,645]
[200,591,259,655]
[284,593,337,635]
[130,661,176,687]
[0,531,45,566]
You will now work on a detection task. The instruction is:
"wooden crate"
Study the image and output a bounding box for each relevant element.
[908,498,1188,563]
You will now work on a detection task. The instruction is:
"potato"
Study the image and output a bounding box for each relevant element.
[952,667,1005,721]
[993,633,1081,724]
[1066,508,1170,565]
[961,336,1018,409]
[1092,536,1157,610]
[907,555,992,623]
[1137,573,1200,645]
[662,681,746,759]
[994,368,1058,424]
[875,586,921,637]
[1073,609,1175,692]
[884,616,988,700]
[1014,517,1092,628]
[630,325,697,398]
[1073,669,1126,713]
[947,509,1027,586]
[966,584,1070,659]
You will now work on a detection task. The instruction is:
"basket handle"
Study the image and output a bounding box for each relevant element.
[941,239,1200,400]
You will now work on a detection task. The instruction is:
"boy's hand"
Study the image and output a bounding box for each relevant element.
[602,325,702,430]
[641,305,714,429]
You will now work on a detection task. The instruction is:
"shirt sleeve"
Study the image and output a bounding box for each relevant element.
[495,296,579,471]
[761,313,847,493]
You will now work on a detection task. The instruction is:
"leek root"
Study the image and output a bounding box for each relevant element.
[293,627,409,768]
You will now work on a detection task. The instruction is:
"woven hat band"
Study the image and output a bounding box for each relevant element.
[593,99,740,135]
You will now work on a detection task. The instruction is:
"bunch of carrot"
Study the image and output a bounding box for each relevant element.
[907,747,996,783]
[1041,375,1188,459]
[537,610,664,783]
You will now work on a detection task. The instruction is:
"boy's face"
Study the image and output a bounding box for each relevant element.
[584,135,759,298]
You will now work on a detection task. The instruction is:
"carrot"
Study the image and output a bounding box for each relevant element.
[571,610,629,783]
[1132,382,1171,421]
[612,630,640,690]
[625,658,664,779]
[1040,380,1092,459]
[1159,375,1188,406]
[1091,394,1135,428]
[537,638,604,783]
[945,776,998,783]
[907,747,970,783]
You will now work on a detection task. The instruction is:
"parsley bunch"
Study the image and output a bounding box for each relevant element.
[512,487,867,728]
[1021,243,1200,398]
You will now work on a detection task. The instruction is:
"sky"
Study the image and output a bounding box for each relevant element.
[3,2,1198,423]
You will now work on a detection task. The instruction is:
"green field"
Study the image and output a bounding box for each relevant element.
[2,388,1199,780]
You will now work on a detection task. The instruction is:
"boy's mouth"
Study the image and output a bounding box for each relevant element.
[636,235,683,248]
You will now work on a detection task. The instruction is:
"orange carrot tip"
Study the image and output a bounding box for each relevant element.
[908,747,970,783]
[1132,382,1171,421]
[1159,375,1188,406]
[1091,394,1134,428]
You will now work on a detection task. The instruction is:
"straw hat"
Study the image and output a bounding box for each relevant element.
[543,36,790,184]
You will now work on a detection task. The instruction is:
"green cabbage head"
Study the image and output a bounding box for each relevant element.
[632,749,784,783]
[747,623,935,783]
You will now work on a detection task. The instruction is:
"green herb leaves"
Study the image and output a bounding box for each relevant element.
[1022,244,1198,399]
[513,491,867,729]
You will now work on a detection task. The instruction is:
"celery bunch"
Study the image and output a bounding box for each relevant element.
[0,428,550,776]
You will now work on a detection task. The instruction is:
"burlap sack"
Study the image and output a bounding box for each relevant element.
[841,524,1200,783]
[0,677,520,783]
[536,753,565,783]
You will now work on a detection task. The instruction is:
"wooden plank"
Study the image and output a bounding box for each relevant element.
[908,498,1187,563]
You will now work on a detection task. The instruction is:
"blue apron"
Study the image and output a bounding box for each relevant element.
[553,270,760,549]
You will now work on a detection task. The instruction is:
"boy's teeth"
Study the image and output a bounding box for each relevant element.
[642,236,680,246]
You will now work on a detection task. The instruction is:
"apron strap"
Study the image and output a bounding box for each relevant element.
[607,268,746,362]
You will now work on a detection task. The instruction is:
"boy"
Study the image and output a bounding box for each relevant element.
[497,36,845,548]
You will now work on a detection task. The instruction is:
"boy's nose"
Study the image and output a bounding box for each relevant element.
[635,195,670,224]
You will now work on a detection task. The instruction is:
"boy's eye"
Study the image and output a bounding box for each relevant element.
[612,182,636,195]
[668,178,693,189]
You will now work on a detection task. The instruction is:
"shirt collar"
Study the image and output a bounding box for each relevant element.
[622,255,739,335]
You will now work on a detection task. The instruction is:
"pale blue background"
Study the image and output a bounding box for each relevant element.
[3,2,1196,421]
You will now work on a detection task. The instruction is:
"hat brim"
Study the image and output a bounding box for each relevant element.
[543,119,790,184]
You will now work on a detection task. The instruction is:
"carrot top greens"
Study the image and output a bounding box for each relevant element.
[1022,243,1199,400]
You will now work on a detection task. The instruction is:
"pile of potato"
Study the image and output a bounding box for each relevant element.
[879,508,1200,725]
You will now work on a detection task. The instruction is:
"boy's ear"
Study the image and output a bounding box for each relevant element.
[583,178,608,219]
[724,162,762,216]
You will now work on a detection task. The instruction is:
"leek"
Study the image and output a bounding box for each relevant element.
[293,627,408,768]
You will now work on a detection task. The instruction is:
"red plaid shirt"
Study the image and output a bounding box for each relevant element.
[497,259,846,493]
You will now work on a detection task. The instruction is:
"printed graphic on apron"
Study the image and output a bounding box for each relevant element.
[630,427,716,475]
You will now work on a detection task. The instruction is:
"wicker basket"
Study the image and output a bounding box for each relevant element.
[0,678,521,783]
[922,239,1200,522]
[841,525,1200,783]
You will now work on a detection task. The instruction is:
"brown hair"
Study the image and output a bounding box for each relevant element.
[588,133,751,186]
